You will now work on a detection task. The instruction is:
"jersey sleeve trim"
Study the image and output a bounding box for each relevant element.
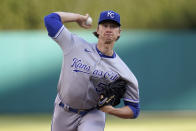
[53,25,64,39]
[123,98,139,103]
[44,13,63,37]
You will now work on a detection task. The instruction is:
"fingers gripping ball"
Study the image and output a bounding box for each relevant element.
[86,16,92,25]
[97,78,127,109]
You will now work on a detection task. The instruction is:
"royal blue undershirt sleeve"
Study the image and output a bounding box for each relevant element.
[124,101,140,118]
[44,13,63,37]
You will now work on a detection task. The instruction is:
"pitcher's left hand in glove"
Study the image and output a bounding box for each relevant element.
[97,78,127,109]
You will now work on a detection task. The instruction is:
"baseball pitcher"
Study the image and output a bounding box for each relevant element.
[44,10,140,131]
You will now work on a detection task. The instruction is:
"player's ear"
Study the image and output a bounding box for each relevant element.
[117,28,121,37]
[116,27,121,41]
[119,28,121,33]
[93,26,99,38]
[96,26,100,35]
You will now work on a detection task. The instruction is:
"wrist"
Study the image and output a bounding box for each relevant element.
[100,105,115,114]
[75,14,82,22]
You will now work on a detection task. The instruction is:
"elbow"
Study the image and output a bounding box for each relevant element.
[122,106,140,119]
[43,15,53,36]
[123,108,140,119]
[43,13,61,27]
[128,105,140,119]
[124,101,140,119]
[43,13,63,37]
[132,108,140,119]
[44,14,52,27]
[44,15,49,24]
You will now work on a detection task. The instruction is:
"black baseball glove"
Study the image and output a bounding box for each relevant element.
[97,78,127,109]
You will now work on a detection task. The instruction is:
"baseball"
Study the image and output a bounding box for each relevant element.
[86,17,92,25]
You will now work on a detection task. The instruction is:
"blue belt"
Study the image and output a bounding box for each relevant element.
[59,102,94,116]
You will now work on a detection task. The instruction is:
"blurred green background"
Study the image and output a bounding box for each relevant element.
[0,0,196,131]
[1,0,196,30]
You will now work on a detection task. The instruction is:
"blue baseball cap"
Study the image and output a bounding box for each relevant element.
[98,10,121,26]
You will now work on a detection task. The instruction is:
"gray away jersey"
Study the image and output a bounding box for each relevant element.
[52,25,139,109]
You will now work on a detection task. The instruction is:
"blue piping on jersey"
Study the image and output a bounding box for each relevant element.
[53,26,64,39]
[124,98,140,103]
[44,13,63,37]
[96,46,116,58]
[124,101,140,119]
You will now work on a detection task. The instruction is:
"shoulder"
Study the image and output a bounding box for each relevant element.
[114,54,132,74]
[54,25,90,44]
[114,54,138,87]
[74,34,94,48]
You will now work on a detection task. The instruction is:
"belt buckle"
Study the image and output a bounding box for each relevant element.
[64,105,70,112]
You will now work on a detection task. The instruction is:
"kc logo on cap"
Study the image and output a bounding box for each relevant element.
[107,11,115,18]
[98,10,121,26]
